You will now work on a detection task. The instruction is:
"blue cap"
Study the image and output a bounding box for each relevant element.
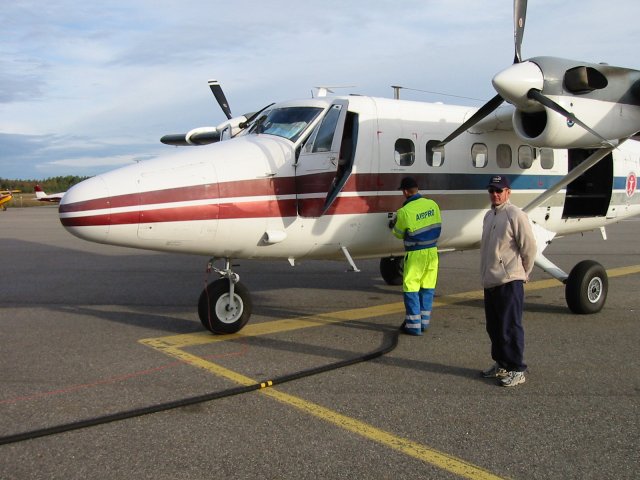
[487,175,510,189]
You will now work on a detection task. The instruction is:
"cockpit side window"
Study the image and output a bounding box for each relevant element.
[306,104,342,153]
[249,106,323,142]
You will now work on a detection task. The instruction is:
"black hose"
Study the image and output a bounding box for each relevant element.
[0,326,399,445]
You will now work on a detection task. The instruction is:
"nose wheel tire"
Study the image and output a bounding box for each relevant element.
[198,278,252,334]
[565,260,608,314]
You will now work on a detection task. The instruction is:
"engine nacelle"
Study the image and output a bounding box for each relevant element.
[162,115,250,146]
[513,98,640,148]
[185,126,220,145]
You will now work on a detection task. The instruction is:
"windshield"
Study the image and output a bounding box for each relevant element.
[248,106,323,142]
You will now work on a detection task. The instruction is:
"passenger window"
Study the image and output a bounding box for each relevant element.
[472,143,488,168]
[426,140,444,167]
[518,145,534,168]
[394,138,415,166]
[496,144,512,168]
[539,148,554,169]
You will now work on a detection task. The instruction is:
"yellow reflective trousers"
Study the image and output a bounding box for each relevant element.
[403,247,438,292]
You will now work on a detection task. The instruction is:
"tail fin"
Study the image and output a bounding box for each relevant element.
[34,185,46,199]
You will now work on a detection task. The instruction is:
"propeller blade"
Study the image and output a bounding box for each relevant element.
[439,1,526,149]
[437,94,504,148]
[208,79,232,120]
[513,0,528,63]
[527,89,615,146]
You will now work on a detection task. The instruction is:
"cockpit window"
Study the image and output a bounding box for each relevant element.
[249,106,323,142]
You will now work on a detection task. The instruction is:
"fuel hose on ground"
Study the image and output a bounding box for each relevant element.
[0,326,400,446]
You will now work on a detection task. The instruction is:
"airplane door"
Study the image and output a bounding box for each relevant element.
[562,149,613,218]
[295,100,349,217]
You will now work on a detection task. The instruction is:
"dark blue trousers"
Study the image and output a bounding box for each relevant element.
[483,280,527,372]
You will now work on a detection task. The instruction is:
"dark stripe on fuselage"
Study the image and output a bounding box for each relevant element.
[60,172,573,212]
[60,171,630,227]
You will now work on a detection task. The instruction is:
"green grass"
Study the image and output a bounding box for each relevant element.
[3,194,55,208]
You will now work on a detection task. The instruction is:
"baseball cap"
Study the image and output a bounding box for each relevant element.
[486,175,510,189]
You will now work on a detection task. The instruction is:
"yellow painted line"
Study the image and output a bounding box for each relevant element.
[157,346,257,387]
[148,344,503,479]
[607,264,640,277]
[139,302,405,349]
[138,263,640,479]
[263,388,503,480]
[140,263,640,349]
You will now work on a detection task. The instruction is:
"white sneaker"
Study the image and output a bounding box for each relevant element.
[481,363,508,378]
[499,371,526,387]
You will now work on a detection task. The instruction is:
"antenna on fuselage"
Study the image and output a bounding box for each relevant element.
[313,85,357,98]
[391,85,403,99]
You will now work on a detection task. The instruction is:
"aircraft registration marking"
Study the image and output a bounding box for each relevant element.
[139,264,640,479]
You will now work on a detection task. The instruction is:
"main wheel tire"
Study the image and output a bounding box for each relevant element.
[198,279,252,334]
[380,256,404,286]
[565,260,608,314]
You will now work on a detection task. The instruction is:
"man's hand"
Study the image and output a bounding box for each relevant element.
[388,213,397,229]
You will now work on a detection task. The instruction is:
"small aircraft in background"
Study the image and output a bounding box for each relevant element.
[34,185,65,203]
[59,1,640,334]
[0,190,20,211]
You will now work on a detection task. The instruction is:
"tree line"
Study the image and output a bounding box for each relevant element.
[1,175,89,193]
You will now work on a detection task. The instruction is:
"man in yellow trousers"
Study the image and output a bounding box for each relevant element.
[391,177,442,335]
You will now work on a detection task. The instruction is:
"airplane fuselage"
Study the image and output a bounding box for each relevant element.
[59,95,640,263]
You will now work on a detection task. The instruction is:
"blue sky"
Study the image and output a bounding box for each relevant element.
[2,0,639,179]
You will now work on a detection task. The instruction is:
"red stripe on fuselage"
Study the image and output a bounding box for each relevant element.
[59,172,408,227]
[59,177,298,214]
[60,198,300,227]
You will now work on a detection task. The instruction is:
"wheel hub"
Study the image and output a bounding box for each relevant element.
[587,277,603,303]
[215,293,244,323]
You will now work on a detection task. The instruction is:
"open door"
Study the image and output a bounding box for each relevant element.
[562,148,613,218]
[295,100,356,217]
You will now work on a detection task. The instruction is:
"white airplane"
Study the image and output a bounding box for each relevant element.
[59,1,640,334]
[35,185,65,203]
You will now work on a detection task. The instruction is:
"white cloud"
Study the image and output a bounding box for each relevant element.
[1,0,640,179]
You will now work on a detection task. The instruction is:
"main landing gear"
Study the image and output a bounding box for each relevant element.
[380,255,608,314]
[379,256,404,286]
[536,254,608,314]
[198,259,252,334]
[564,260,608,314]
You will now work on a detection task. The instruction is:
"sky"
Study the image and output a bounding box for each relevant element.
[2,0,640,180]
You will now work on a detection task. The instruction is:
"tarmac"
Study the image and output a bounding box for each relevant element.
[1,207,639,479]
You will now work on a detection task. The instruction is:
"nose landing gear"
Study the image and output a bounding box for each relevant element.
[198,258,252,334]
